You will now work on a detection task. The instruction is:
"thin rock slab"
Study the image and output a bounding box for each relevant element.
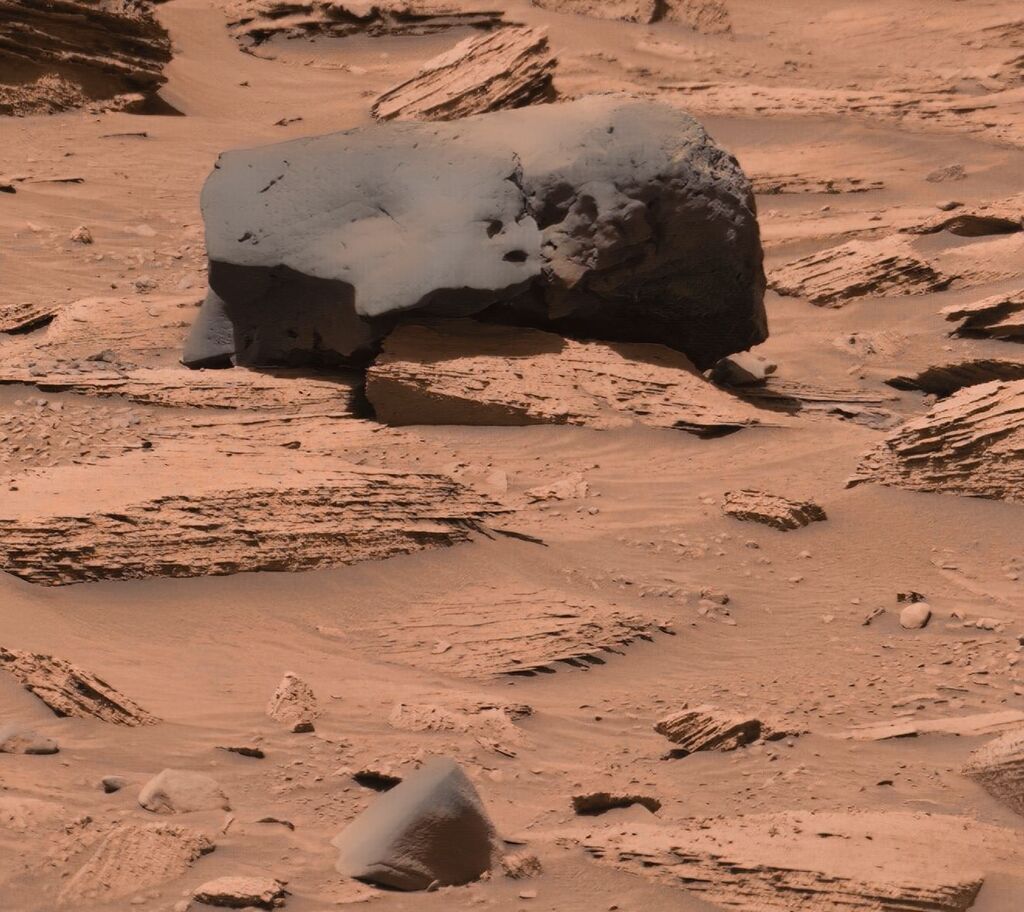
[963,727,1024,816]
[348,586,669,678]
[903,194,1024,237]
[654,706,764,753]
[942,288,1024,340]
[332,757,499,890]
[366,321,772,436]
[187,95,765,371]
[0,299,60,333]
[139,769,231,815]
[769,239,954,306]
[579,811,1004,912]
[59,823,214,906]
[886,358,1024,397]
[372,26,556,122]
[267,672,319,733]
[193,875,288,909]
[0,647,157,724]
[836,710,1024,742]
[722,490,827,531]
[852,379,1024,503]
[750,173,884,195]
[531,0,731,33]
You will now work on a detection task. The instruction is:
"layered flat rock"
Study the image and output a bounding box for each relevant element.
[751,173,885,195]
[366,321,772,436]
[769,239,954,306]
[839,710,1024,742]
[580,811,1003,912]
[0,450,507,585]
[193,876,288,909]
[0,647,158,724]
[724,376,900,427]
[942,288,1024,340]
[372,27,556,122]
[59,824,214,906]
[0,299,59,333]
[0,0,172,116]
[187,95,766,371]
[904,195,1024,237]
[722,490,827,531]
[531,0,731,33]
[853,379,1024,503]
[333,757,498,890]
[654,706,764,753]
[887,358,1024,396]
[224,0,505,50]
[963,727,1024,816]
[350,587,668,678]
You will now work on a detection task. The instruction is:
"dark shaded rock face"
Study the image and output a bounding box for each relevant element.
[186,95,766,370]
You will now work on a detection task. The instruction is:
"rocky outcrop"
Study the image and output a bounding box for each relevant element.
[887,359,1024,396]
[581,811,998,912]
[139,769,230,814]
[223,0,505,50]
[853,379,1024,503]
[942,288,1024,340]
[770,239,953,306]
[572,792,661,815]
[366,321,772,436]
[349,586,669,677]
[333,757,498,890]
[654,706,764,753]
[59,824,214,906]
[904,195,1024,237]
[193,876,288,909]
[531,0,731,34]
[0,299,59,333]
[963,727,1024,816]
[0,0,172,116]
[267,672,319,733]
[372,27,556,122]
[750,173,884,195]
[0,647,158,724]
[722,490,827,530]
[185,95,766,371]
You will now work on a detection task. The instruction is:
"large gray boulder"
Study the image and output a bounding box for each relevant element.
[185,95,766,370]
[331,757,498,890]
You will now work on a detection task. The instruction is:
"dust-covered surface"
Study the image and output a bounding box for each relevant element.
[4,2,1024,911]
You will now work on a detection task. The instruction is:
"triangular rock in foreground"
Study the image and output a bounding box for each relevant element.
[852,379,1024,502]
[580,811,1000,912]
[59,823,214,906]
[372,26,556,122]
[0,647,157,725]
[333,757,498,890]
[267,672,320,733]
[963,727,1024,816]
[770,239,954,306]
[366,321,771,436]
[722,489,827,530]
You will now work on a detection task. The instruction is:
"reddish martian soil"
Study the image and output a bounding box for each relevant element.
[3,2,1024,911]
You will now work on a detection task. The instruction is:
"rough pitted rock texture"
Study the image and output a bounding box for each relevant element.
[333,757,499,890]
[193,876,288,909]
[0,647,158,724]
[750,173,884,195]
[853,380,1024,503]
[0,0,172,116]
[770,239,954,306]
[531,0,731,33]
[349,586,668,677]
[366,321,771,436]
[139,769,231,814]
[655,706,763,753]
[943,288,1024,340]
[887,359,1024,397]
[581,811,994,912]
[59,823,214,906]
[186,95,766,371]
[223,0,505,50]
[372,27,556,122]
[0,468,506,585]
[963,728,1024,816]
[267,672,320,733]
[722,489,827,530]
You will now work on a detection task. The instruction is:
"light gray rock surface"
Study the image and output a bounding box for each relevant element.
[332,756,498,890]
[185,95,765,370]
[0,724,58,754]
[139,769,231,814]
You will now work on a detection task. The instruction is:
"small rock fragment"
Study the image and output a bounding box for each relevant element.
[193,876,288,909]
[572,792,661,815]
[722,490,826,531]
[900,603,932,629]
[101,775,129,793]
[655,706,762,754]
[267,672,319,733]
[0,724,58,754]
[502,852,543,879]
[69,225,93,244]
[711,351,777,386]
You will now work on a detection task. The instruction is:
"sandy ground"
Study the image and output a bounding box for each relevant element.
[2,2,1024,910]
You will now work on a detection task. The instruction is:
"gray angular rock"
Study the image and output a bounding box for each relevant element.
[185,95,766,371]
[0,724,58,755]
[139,769,231,814]
[332,756,499,890]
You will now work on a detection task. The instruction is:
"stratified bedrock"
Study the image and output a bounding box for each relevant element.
[183,95,767,371]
